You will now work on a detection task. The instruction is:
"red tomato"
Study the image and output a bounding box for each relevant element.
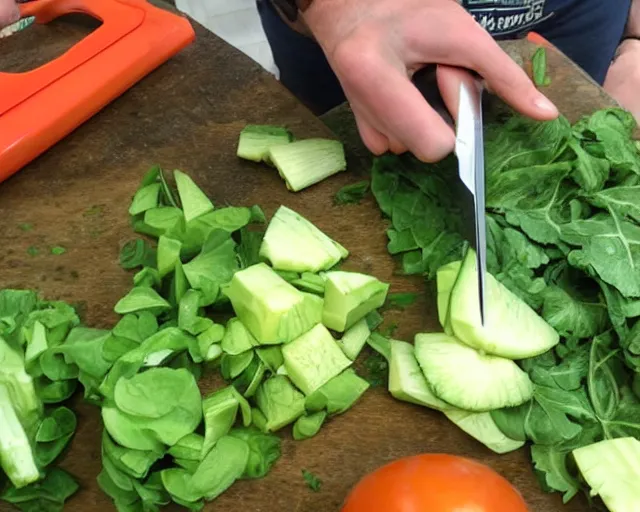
[341,454,529,512]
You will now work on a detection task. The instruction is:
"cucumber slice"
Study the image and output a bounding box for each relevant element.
[443,410,525,454]
[237,125,293,163]
[436,260,461,335]
[268,139,347,192]
[388,339,451,410]
[322,271,390,332]
[414,333,534,412]
[337,318,370,360]
[282,324,351,395]
[449,249,559,359]
[222,263,323,344]
[259,206,347,273]
[573,437,640,512]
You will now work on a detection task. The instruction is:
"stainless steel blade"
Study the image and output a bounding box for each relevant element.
[455,79,487,326]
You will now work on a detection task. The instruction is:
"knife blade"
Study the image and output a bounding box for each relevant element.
[0,15,35,39]
[455,78,487,326]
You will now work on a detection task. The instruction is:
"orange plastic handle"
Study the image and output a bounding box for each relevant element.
[1,0,143,116]
[0,0,195,183]
[526,31,553,48]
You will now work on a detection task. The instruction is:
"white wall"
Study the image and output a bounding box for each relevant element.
[175,0,279,76]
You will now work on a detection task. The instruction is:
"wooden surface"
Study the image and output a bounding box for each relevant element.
[0,6,618,512]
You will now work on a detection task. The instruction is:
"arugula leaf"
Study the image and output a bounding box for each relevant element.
[530,445,580,503]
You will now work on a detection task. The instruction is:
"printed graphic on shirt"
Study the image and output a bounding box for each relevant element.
[464,0,553,36]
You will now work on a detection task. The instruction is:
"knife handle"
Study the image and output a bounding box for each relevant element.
[411,65,455,129]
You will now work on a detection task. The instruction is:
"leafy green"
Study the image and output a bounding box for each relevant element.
[368,106,640,504]
[301,469,322,492]
[1,468,79,512]
[531,47,551,87]
[333,181,370,205]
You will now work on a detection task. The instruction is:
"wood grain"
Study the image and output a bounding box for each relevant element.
[0,7,618,512]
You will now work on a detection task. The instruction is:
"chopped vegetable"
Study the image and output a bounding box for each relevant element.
[305,369,369,415]
[282,324,352,395]
[173,170,214,223]
[255,376,306,432]
[383,292,418,310]
[50,246,66,255]
[337,318,370,360]
[532,46,551,87]
[302,469,322,492]
[237,124,293,163]
[414,333,534,411]
[293,411,327,440]
[223,263,322,344]
[573,437,640,512]
[443,410,525,454]
[446,249,560,359]
[259,205,348,272]
[334,180,370,205]
[322,271,389,332]
[268,138,347,192]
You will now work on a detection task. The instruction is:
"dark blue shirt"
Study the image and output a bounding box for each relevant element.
[463,0,631,84]
[258,0,632,113]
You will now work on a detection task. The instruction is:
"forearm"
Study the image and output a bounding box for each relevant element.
[626,0,640,37]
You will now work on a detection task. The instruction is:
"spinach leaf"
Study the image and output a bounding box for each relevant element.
[228,427,282,479]
[333,181,370,205]
[0,468,78,512]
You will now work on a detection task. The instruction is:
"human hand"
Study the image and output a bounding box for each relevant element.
[604,39,640,123]
[303,0,559,162]
[0,0,19,29]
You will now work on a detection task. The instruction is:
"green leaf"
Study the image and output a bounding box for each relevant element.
[114,288,171,316]
[228,427,281,479]
[530,445,580,503]
[174,170,214,223]
[129,183,162,216]
[560,211,640,297]
[333,181,370,205]
[1,468,79,512]
[531,47,550,87]
[301,469,322,492]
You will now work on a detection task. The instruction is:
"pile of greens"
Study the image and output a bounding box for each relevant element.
[370,106,640,503]
[1,165,392,512]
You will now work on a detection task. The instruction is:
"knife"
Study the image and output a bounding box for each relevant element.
[455,78,487,326]
[412,66,487,326]
[0,15,35,39]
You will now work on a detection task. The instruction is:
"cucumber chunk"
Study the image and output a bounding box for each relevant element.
[388,339,451,411]
[268,138,347,192]
[449,249,559,359]
[282,324,351,395]
[222,263,322,344]
[414,333,534,411]
[443,410,525,454]
[573,437,640,512]
[259,206,348,273]
[337,318,370,360]
[322,271,390,332]
[237,125,293,163]
[436,260,461,335]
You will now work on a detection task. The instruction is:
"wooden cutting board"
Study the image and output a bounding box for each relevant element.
[0,5,618,512]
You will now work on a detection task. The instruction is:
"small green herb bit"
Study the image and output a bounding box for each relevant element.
[51,246,66,255]
[302,469,322,492]
[18,223,33,231]
[532,47,551,87]
[334,181,370,205]
[26,246,38,256]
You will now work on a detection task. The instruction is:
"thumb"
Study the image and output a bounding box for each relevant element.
[0,1,20,29]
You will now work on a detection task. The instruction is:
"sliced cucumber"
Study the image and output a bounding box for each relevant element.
[268,138,347,192]
[443,410,525,454]
[282,324,351,395]
[573,437,640,512]
[449,249,559,359]
[388,339,451,410]
[322,271,389,332]
[237,125,293,163]
[414,333,533,412]
[259,205,347,273]
[436,260,461,335]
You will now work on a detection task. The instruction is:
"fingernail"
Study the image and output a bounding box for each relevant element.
[534,95,558,115]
